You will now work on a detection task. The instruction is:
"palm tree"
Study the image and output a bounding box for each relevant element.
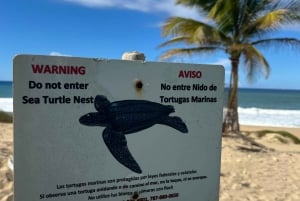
[159,0,300,133]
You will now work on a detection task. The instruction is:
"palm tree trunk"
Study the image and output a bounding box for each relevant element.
[222,56,240,133]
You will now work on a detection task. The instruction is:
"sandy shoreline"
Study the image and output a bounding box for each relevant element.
[0,123,299,201]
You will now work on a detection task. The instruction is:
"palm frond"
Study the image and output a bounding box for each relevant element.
[162,17,199,37]
[242,44,270,81]
[158,36,195,48]
[160,46,224,61]
[176,0,216,11]
[161,17,231,46]
[208,0,241,34]
[162,17,211,37]
[242,9,289,36]
[242,1,300,37]
[276,0,300,19]
[252,38,300,51]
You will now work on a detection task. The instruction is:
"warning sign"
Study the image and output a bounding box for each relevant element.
[13,55,224,201]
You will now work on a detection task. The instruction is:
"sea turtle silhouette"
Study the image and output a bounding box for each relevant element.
[79,95,188,173]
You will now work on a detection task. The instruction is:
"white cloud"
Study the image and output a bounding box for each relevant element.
[64,0,202,20]
[211,58,230,66]
[49,51,71,57]
[211,58,231,73]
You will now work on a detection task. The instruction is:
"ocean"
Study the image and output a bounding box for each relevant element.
[1,81,300,127]
[224,88,300,128]
[0,81,13,112]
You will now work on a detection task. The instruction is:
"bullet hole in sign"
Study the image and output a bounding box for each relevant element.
[135,80,143,91]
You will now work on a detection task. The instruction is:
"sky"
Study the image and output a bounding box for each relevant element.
[1,0,300,89]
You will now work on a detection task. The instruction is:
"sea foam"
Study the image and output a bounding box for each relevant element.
[238,107,300,128]
[0,98,13,112]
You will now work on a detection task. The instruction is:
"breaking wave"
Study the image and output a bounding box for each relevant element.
[238,107,300,128]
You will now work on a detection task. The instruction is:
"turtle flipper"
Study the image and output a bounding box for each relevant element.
[159,116,188,133]
[95,95,110,112]
[102,128,142,174]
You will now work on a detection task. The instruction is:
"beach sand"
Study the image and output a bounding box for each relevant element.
[220,125,300,201]
[0,123,13,201]
[0,123,299,201]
